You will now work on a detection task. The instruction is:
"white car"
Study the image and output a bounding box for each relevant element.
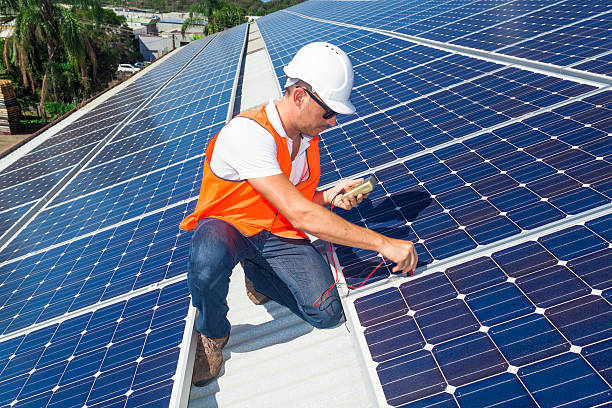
[116,64,141,74]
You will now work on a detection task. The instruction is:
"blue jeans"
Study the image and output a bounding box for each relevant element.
[188,218,343,338]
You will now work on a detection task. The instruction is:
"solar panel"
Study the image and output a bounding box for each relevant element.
[0,24,247,407]
[0,280,190,407]
[0,36,218,245]
[256,2,612,406]
[351,215,611,407]
[286,0,612,75]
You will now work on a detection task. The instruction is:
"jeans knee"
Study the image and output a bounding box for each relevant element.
[307,298,344,329]
[189,262,215,288]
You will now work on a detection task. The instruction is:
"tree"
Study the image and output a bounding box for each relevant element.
[181,0,246,36]
[0,0,101,119]
[151,0,167,15]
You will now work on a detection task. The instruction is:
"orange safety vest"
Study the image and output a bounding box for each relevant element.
[179,105,321,239]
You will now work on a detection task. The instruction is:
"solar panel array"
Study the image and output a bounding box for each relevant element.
[256,1,611,407]
[0,38,208,243]
[287,0,612,75]
[0,24,246,408]
[1,0,611,406]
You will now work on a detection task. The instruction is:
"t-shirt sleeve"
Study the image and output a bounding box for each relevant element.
[209,117,283,180]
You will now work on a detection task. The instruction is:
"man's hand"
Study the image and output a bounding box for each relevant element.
[248,174,417,273]
[325,178,369,210]
[379,237,418,274]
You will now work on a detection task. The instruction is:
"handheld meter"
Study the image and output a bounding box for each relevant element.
[342,176,377,200]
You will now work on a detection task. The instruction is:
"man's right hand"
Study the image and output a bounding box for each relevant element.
[379,238,418,274]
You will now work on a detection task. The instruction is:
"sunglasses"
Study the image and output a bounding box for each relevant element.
[297,86,338,119]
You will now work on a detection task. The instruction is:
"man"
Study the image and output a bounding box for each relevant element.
[180,42,418,386]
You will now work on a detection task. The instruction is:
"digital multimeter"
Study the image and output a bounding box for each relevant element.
[342,175,377,200]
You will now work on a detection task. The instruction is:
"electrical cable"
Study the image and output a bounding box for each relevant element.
[313,191,390,307]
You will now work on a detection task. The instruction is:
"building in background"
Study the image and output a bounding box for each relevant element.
[105,7,205,61]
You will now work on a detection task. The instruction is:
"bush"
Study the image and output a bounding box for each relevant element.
[43,101,75,117]
[19,117,46,134]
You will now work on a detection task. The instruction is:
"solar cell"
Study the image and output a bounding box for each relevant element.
[519,352,611,407]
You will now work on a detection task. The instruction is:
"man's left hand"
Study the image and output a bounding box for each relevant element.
[325,178,369,210]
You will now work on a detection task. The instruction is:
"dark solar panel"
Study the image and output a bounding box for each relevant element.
[353,214,611,407]
[0,25,247,407]
[255,3,612,406]
[0,280,189,407]
[329,91,611,286]
[286,0,612,75]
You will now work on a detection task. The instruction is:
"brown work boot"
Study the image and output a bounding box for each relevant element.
[192,332,230,387]
[245,275,270,305]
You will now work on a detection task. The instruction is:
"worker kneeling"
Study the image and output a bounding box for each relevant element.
[180,42,418,386]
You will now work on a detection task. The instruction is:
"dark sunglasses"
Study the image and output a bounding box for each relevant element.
[297,86,338,119]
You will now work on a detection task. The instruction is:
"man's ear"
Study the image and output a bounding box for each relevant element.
[293,87,306,108]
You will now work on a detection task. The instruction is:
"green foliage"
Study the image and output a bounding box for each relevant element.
[0,0,141,122]
[97,0,304,15]
[43,101,75,116]
[182,0,259,36]
[207,3,246,33]
[19,117,46,133]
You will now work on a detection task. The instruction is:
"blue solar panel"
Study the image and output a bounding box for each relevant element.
[0,205,191,334]
[0,204,30,242]
[0,26,245,263]
[259,11,605,189]
[0,168,70,211]
[0,24,247,407]
[0,280,189,408]
[0,145,89,189]
[494,11,612,74]
[331,90,611,285]
[286,0,612,74]
[352,213,611,407]
[0,36,220,251]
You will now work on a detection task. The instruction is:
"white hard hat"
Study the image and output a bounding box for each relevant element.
[284,42,355,115]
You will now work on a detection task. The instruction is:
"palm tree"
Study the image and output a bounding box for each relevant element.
[1,0,100,119]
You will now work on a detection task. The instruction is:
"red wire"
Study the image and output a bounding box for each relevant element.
[313,194,389,307]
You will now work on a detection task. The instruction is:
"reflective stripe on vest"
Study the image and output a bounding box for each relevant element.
[179,105,321,239]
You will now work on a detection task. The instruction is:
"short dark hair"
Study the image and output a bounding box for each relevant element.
[284,79,309,99]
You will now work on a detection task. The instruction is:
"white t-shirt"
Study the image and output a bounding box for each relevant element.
[209,100,312,185]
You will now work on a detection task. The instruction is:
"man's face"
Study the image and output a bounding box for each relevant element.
[299,89,338,136]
